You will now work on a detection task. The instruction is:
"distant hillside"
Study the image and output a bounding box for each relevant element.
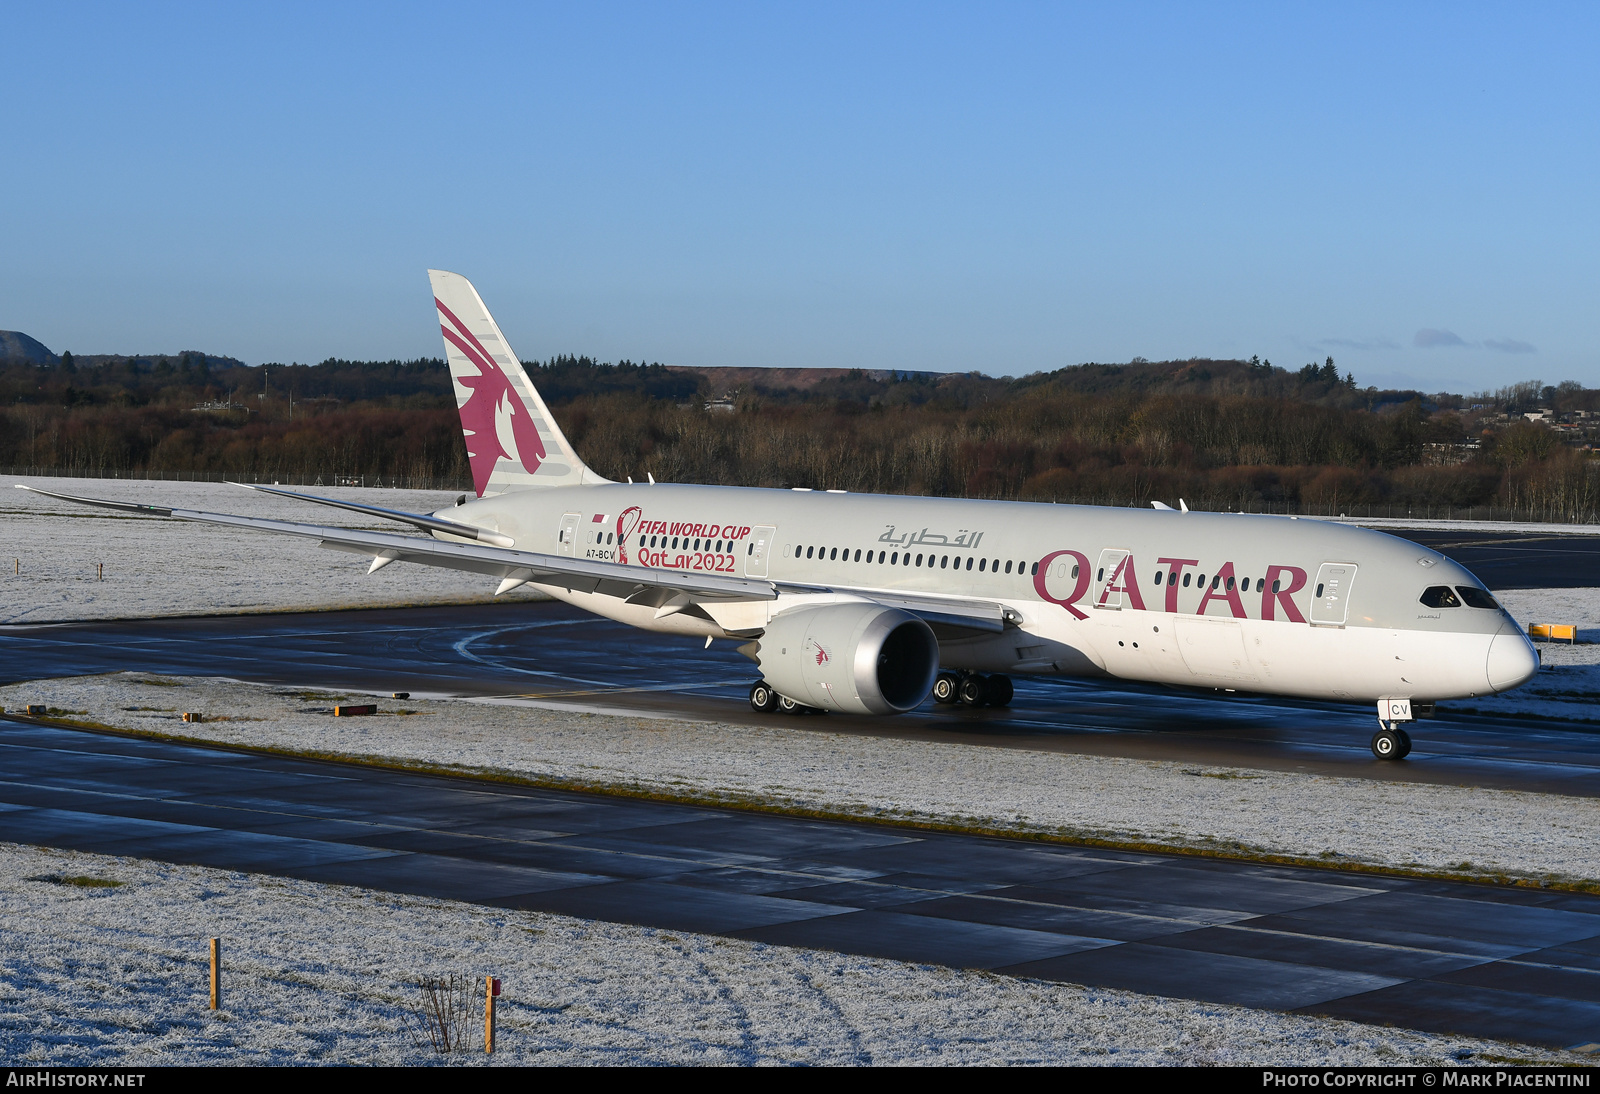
[0,331,56,364]
[68,351,248,371]
[670,365,923,391]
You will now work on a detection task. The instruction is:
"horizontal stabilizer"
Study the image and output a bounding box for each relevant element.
[233,482,514,547]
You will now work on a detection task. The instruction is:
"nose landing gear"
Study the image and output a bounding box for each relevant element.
[1372,698,1415,760]
[1371,726,1412,760]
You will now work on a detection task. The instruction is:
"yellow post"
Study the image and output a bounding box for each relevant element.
[485,976,499,1054]
[209,938,221,1010]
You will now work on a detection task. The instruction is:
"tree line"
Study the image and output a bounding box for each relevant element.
[4,352,1598,520]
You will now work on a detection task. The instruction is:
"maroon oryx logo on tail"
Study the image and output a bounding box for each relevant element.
[436,296,546,496]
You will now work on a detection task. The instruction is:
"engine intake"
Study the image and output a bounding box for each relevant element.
[756,603,939,715]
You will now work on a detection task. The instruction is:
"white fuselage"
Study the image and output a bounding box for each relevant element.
[441,482,1539,705]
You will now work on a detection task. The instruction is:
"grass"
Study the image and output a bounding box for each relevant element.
[27,874,124,888]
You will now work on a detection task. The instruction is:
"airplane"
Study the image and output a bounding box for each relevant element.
[18,269,1540,761]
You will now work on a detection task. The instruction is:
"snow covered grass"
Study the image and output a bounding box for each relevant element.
[1440,589,1600,722]
[0,474,547,623]
[7,673,1600,891]
[0,841,1572,1066]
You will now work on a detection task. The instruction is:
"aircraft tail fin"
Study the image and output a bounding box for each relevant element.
[428,269,608,495]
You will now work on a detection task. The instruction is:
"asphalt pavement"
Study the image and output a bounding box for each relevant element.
[4,600,1600,796]
[5,717,1599,1051]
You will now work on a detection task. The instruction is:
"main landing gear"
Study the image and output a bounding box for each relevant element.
[748,680,822,715]
[932,671,1013,708]
[1371,698,1416,761]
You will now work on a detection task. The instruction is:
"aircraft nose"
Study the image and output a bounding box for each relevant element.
[1487,628,1539,693]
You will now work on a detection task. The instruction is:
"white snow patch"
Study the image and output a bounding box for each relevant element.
[0,475,548,623]
[0,842,1572,1066]
[1436,589,1600,722]
[7,674,1599,888]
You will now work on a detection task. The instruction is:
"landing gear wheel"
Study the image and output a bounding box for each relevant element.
[1395,727,1413,759]
[985,674,1014,707]
[777,695,801,715]
[932,672,960,704]
[1371,728,1407,761]
[749,681,778,713]
[957,674,988,706]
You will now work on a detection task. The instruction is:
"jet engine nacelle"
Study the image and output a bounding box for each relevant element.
[756,603,939,715]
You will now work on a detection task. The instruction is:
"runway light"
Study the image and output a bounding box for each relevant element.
[182,712,203,723]
[392,692,410,700]
[334,704,377,717]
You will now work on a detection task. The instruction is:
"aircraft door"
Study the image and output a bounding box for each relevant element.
[1094,548,1131,609]
[746,526,777,577]
[1310,562,1357,626]
[557,512,581,557]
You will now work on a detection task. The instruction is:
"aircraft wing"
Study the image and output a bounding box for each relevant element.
[17,484,1015,632]
[15,484,777,602]
[859,591,1014,634]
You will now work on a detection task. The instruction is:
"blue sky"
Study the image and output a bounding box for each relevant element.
[3,2,1595,391]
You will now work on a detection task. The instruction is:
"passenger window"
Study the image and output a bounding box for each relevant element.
[965,557,973,570]
[1183,573,1191,587]
[1031,562,1038,576]
[1004,560,1013,574]
[1071,564,1079,578]
[1419,586,1461,608]
[916,554,924,566]
[979,558,987,572]
[1455,586,1498,609]
[1097,568,1105,582]
[940,555,949,569]
[854,549,862,562]
[806,546,814,559]
[830,548,838,561]
[891,552,898,564]
[1226,576,1234,591]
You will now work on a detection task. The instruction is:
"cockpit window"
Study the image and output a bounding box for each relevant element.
[1455,585,1499,609]
[1419,586,1461,608]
